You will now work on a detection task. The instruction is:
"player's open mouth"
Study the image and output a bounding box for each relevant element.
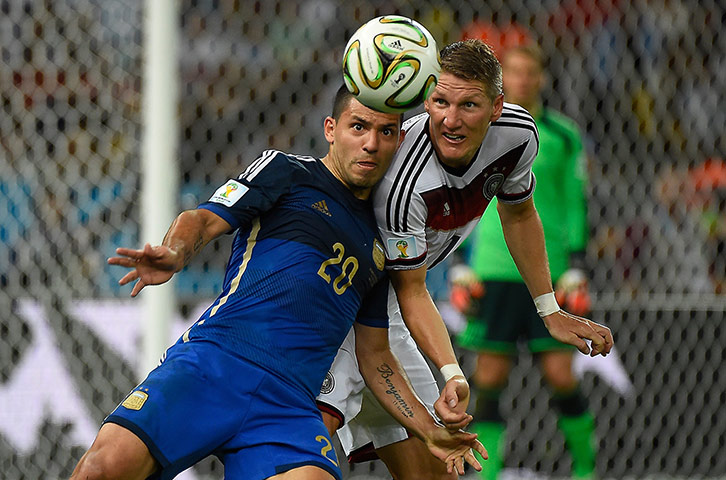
[443,132,465,141]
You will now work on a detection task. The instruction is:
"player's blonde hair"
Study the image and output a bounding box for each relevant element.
[440,39,503,100]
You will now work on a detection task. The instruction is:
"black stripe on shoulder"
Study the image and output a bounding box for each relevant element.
[400,145,431,232]
[492,112,540,146]
[386,127,430,232]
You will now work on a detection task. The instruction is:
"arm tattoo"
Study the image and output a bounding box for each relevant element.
[377,363,415,418]
[184,233,204,265]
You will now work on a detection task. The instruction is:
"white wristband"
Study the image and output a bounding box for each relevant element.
[440,363,465,382]
[534,292,561,317]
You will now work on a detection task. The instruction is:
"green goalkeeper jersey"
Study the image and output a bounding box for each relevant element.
[468,107,588,282]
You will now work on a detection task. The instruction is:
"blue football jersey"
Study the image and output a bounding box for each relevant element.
[189,150,389,398]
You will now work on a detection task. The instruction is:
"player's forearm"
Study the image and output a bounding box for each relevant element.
[400,295,458,369]
[357,347,439,441]
[390,270,458,369]
[499,200,554,297]
[161,210,219,271]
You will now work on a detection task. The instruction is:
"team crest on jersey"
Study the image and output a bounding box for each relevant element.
[483,173,505,200]
[388,237,417,259]
[320,371,335,394]
[121,389,149,411]
[373,239,385,271]
[209,180,249,206]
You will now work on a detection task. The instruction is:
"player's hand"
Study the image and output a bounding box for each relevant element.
[448,264,485,314]
[425,427,488,475]
[542,310,613,357]
[555,268,592,316]
[434,377,472,430]
[107,243,182,297]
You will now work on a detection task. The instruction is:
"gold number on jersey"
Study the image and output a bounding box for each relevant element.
[315,434,339,466]
[317,242,359,295]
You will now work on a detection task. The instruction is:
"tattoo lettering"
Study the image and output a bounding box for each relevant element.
[377,363,415,418]
[184,234,204,265]
[377,363,394,378]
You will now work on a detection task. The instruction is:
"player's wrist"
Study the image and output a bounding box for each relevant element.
[440,363,465,382]
[534,291,561,317]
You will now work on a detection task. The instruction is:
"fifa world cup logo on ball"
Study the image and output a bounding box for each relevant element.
[396,240,409,258]
[221,182,238,198]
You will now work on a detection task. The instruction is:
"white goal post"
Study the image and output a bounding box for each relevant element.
[140,0,179,376]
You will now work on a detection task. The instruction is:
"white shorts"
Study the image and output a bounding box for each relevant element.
[316,285,440,455]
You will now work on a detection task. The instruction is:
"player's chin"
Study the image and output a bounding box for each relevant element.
[352,169,384,188]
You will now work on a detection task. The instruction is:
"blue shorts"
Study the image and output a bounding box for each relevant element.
[105,340,341,480]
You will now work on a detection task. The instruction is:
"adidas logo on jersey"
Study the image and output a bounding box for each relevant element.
[312,200,331,216]
[443,202,451,217]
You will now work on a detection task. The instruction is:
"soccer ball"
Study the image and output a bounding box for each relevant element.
[342,15,440,113]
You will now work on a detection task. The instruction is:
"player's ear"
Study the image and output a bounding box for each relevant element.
[490,93,504,122]
[397,128,406,148]
[323,116,336,143]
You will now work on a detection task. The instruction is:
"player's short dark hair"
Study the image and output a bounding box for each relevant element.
[331,84,403,127]
[440,39,503,100]
[332,85,355,120]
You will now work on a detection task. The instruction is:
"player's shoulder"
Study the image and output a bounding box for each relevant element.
[487,103,540,155]
[493,103,538,134]
[383,112,435,185]
[239,149,316,180]
[402,111,428,132]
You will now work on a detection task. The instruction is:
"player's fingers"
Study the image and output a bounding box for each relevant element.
[465,448,483,471]
[456,455,466,475]
[130,279,145,297]
[443,415,472,431]
[570,333,591,355]
[471,439,488,460]
[108,256,139,268]
[581,325,609,357]
[558,326,593,355]
[592,323,614,352]
[118,270,139,286]
[445,386,459,408]
[590,341,607,357]
[115,247,144,259]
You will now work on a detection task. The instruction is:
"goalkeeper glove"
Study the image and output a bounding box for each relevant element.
[554,268,592,316]
[448,264,485,314]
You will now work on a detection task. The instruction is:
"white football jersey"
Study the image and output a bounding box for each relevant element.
[374,102,539,271]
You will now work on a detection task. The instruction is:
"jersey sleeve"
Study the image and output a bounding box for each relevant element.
[355,277,390,328]
[197,150,296,229]
[375,189,429,270]
[496,132,538,205]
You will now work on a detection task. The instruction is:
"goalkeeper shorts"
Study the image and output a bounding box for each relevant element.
[457,281,573,354]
